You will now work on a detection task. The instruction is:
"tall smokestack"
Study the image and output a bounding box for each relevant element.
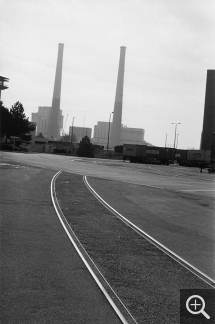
[201,70,215,150]
[109,46,126,148]
[49,43,64,139]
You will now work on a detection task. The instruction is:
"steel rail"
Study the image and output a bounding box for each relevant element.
[84,175,215,289]
[51,171,137,324]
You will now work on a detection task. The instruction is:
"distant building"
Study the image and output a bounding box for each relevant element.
[121,125,145,145]
[0,75,9,100]
[31,106,63,138]
[38,106,51,137]
[49,43,64,140]
[92,122,110,146]
[201,70,215,150]
[69,126,92,143]
[91,121,145,147]
[31,113,38,124]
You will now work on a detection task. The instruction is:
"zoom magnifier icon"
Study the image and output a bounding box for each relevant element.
[186,295,210,320]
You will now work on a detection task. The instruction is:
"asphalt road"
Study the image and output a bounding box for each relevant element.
[1,152,214,192]
[87,176,215,279]
[1,151,214,322]
[0,163,122,324]
[55,171,213,324]
[1,152,214,273]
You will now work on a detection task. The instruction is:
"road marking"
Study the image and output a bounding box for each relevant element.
[51,171,136,324]
[84,175,215,288]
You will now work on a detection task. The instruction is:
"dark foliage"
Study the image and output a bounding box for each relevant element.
[36,132,45,138]
[0,101,36,144]
[54,149,67,154]
[0,101,12,139]
[76,136,94,158]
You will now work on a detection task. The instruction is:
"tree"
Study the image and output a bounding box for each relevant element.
[0,101,12,139]
[0,101,35,144]
[9,101,35,144]
[36,132,45,138]
[76,136,94,158]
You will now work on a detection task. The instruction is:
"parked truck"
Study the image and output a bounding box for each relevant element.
[123,144,211,167]
[123,144,174,165]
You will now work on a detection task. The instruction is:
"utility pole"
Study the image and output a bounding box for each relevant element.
[176,134,179,149]
[172,123,181,149]
[165,133,168,147]
[71,117,75,153]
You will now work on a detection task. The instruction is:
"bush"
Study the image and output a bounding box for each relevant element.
[76,136,94,158]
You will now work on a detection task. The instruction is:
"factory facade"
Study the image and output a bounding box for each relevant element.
[201,70,215,150]
[91,121,145,147]
[109,46,126,148]
[48,43,64,140]
[31,106,63,138]
[69,126,92,143]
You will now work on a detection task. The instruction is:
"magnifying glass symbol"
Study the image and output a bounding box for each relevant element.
[186,295,210,319]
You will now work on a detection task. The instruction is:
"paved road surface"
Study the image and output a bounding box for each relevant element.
[1,152,214,323]
[0,164,122,324]
[1,152,214,279]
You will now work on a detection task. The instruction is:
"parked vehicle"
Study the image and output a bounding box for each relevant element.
[123,144,212,167]
[123,144,174,165]
[178,150,211,167]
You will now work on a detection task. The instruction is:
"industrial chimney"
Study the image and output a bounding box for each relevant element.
[49,43,64,139]
[201,70,215,150]
[109,46,126,148]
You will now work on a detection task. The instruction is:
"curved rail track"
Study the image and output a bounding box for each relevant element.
[51,171,138,324]
[83,176,215,289]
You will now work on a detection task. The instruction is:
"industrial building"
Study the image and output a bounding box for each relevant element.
[109,46,126,148]
[201,70,215,150]
[0,75,9,100]
[31,106,63,138]
[30,45,148,149]
[31,44,64,139]
[91,121,145,147]
[91,46,146,149]
[48,43,64,140]
[69,126,92,143]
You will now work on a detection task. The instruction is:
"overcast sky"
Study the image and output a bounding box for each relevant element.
[1,0,215,149]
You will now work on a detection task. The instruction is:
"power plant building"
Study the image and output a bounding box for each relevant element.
[109,46,126,148]
[31,43,64,139]
[31,106,63,137]
[69,126,92,143]
[48,43,64,140]
[201,70,215,150]
[31,112,38,124]
[91,121,145,147]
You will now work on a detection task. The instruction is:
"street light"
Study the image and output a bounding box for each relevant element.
[106,112,114,158]
[165,133,168,147]
[176,134,179,149]
[172,123,181,150]
[71,117,75,144]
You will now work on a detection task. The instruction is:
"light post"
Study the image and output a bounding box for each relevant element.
[176,134,179,149]
[172,123,180,162]
[71,117,75,143]
[106,112,114,158]
[172,123,181,150]
[71,117,75,154]
[165,133,168,147]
